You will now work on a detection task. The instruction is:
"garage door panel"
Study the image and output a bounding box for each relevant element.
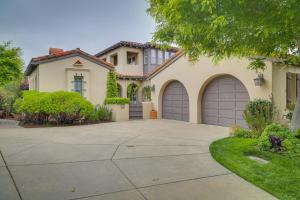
[204,93,218,100]
[162,81,189,122]
[218,117,235,127]
[219,101,235,109]
[203,116,218,125]
[203,109,218,116]
[203,101,218,109]
[202,75,250,127]
[219,109,235,118]
[236,101,248,110]
[219,92,235,100]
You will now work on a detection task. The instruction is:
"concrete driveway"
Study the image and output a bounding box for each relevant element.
[0,119,276,200]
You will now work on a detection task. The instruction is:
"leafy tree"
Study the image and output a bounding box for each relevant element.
[0,41,23,87]
[0,80,21,118]
[148,0,300,129]
[106,71,118,98]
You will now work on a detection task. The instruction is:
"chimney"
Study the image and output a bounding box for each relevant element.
[49,48,64,55]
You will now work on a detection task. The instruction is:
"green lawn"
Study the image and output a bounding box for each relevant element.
[210,137,300,200]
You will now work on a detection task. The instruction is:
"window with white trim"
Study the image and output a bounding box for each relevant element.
[158,50,163,64]
[74,75,84,96]
[151,49,157,64]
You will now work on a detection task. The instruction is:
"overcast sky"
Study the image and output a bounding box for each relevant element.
[0,0,156,67]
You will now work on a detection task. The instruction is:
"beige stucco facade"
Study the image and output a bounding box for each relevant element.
[99,47,144,76]
[149,55,274,123]
[27,46,299,126]
[28,55,110,105]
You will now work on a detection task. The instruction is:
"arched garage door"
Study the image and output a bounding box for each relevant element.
[202,75,250,127]
[162,81,189,122]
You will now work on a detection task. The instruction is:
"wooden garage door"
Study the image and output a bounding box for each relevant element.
[202,76,250,127]
[162,81,189,122]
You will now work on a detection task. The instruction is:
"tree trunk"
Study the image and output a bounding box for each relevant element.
[291,96,300,131]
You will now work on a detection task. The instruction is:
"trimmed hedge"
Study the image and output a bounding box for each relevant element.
[14,91,93,124]
[106,71,118,98]
[104,97,130,105]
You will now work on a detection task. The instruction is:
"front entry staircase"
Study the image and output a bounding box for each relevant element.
[129,102,143,119]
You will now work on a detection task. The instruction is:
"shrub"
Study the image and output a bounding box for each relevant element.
[294,129,300,139]
[106,71,118,98]
[87,105,112,122]
[232,127,252,138]
[14,91,93,124]
[285,104,295,121]
[258,123,293,152]
[243,99,274,136]
[142,86,151,101]
[104,97,130,105]
[97,105,112,121]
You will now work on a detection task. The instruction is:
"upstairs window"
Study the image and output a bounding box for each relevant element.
[158,50,163,64]
[74,75,83,96]
[110,54,118,66]
[151,49,157,64]
[144,49,148,64]
[164,51,170,60]
[127,52,138,65]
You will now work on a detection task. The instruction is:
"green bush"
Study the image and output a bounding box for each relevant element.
[243,99,274,136]
[233,127,252,138]
[87,105,112,122]
[0,80,21,118]
[142,86,151,101]
[14,91,93,124]
[104,97,129,105]
[106,71,118,98]
[294,129,300,138]
[258,123,293,152]
[97,105,112,121]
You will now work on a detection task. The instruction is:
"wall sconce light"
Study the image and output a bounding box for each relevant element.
[151,84,155,92]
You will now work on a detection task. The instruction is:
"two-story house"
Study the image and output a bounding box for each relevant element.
[94,41,178,101]
[25,40,300,127]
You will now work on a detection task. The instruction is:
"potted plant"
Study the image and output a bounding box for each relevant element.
[142,86,151,101]
[248,58,266,86]
[150,109,157,119]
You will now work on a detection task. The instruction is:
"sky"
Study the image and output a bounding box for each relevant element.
[0,0,156,67]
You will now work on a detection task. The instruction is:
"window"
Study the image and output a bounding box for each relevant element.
[164,51,170,60]
[74,76,83,96]
[151,49,157,64]
[127,52,138,65]
[144,49,148,64]
[110,54,118,66]
[158,50,163,64]
[102,58,107,62]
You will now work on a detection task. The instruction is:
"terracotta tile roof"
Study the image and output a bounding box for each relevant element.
[25,48,114,76]
[95,41,179,57]
[116,73,145,80]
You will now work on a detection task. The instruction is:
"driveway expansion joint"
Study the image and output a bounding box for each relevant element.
[0,150,23,200]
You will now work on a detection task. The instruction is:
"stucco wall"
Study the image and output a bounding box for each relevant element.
[100,47,143,76]
[36,55,109,105]
[272,63,300,119]
[150,55,273,124]
[28,67,39,90]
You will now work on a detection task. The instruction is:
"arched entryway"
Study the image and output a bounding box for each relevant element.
[162,81,189,122]
[202,75,250,127]
[127,83,139,102]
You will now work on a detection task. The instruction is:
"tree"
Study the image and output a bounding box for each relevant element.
[0,41,23,87]
[148,0,300,130]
